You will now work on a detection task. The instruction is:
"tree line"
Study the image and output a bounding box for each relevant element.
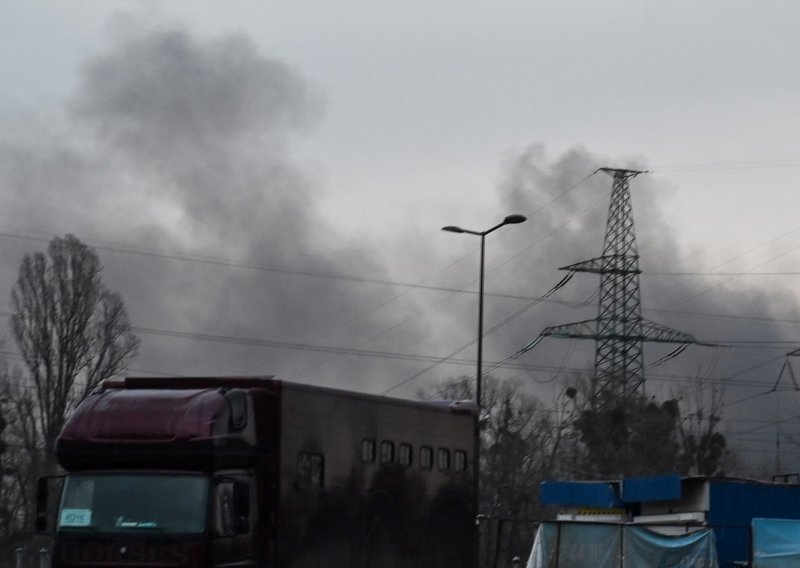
[425,373,729,563]
[428,373,728,517]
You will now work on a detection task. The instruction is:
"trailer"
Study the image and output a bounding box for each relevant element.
[38,376,476,568]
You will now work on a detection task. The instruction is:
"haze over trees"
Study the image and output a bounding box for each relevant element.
[0,234,138,556]
[426,373,729,517]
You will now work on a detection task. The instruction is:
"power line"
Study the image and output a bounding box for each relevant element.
[383,273,579,395]
[644,308,800,328]
[647,222,800,306]
[3,309,799,381]
[646,271,800,277]
[652,159,800,173]
[0,227,584,305]
[5,334,788,392]
[0,229,516,296]
[5,228,800,317]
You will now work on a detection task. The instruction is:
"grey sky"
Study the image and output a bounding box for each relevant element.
[1,2,800,474]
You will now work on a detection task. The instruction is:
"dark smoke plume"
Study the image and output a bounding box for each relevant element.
[0,21,433,394]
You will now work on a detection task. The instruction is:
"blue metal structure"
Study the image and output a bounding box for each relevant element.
[540,476,800,567]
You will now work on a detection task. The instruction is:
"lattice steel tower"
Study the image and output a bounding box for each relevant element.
[540,168,695,404]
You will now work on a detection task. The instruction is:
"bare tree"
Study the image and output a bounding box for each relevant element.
[9,234,139,470]
[568,372,685,479]
[0,356,42,559]
[423,375,567,565]
[421,375,562,516]
[677,376,728,476]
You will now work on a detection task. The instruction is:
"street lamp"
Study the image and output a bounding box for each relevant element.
[441,213,527,564]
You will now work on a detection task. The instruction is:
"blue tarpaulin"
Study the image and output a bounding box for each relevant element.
[528,523,621,568]
[527,523,718,568]
[625,526,718,567]
[752,518,800,567]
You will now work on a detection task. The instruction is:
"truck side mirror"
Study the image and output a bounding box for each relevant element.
[36,476,64,533]
[224,389,248,431]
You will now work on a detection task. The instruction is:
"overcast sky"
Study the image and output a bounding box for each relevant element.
[1,1,800,475]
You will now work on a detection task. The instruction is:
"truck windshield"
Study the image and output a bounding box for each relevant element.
[58,473,209,535]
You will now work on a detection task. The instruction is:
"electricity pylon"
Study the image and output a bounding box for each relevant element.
[540,168,696,404]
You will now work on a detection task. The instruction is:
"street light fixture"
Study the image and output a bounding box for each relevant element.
[441,213,527,564]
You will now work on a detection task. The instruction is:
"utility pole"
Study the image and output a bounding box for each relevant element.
[537,168,696,406]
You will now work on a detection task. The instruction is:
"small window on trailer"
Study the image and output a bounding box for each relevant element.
[437,448,451,471]
[420,446,433,470]
[398,443,413,467]
[361,439,376,463]
[380,441,395,464]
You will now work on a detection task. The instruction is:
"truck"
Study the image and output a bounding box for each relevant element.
[38,376,476,568]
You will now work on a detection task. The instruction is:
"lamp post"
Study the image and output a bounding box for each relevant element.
[441,213,527,566]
